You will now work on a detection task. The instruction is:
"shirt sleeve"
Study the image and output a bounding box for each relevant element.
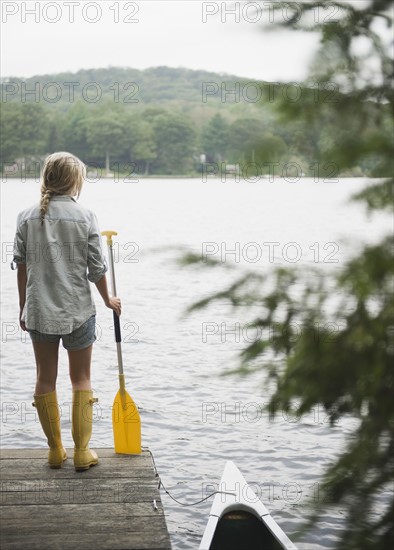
[12,217,26,266]
[87,214,108,283]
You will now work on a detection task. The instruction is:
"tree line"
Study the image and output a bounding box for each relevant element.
[1,66,391,177]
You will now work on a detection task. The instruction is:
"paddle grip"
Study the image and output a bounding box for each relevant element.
[113,311,122,343]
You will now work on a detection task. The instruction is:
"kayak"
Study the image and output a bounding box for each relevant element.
[199,461,297,550]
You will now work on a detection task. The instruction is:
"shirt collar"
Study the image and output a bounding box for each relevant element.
[51,195,77,202]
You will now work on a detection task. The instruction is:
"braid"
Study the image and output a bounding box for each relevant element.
[40,188,53,225]
[39,152,86,226]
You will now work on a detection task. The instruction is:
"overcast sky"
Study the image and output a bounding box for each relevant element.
[1,0,324,81]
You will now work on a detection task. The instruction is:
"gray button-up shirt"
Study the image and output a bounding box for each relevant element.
[13,195,107,334]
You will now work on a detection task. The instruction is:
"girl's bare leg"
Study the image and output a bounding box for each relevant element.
[33,341,60,394]
[68,345,93,391]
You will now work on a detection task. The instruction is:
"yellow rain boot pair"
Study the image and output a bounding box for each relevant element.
[33,390,67,469]
[72,390,99,471]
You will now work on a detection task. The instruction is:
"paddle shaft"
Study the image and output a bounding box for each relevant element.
[106,240,124,377]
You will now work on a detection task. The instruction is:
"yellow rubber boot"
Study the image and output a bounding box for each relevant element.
[72,390,99,471]
[33,390,67,469]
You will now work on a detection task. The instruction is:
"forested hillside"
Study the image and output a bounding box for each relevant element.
[1,66,390,177]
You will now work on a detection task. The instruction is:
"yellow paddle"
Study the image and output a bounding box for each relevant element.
[101,230,141,454]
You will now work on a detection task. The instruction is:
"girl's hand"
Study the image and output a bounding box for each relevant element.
[106,296,121,317]
[19,312,27,332]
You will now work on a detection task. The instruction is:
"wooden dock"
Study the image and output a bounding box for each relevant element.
[0,448,172,550]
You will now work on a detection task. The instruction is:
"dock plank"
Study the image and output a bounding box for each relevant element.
[0,452,154,480]
[1,533,172,550]
[0,447,172,550]
[0,448,150,460]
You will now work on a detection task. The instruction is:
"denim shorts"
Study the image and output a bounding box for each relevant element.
[29,315,96,351]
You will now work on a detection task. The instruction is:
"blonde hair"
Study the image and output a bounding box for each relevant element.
[40,152,86,224]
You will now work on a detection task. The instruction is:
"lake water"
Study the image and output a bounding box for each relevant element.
[1,177,392,549]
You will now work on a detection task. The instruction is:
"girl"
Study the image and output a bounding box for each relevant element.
[13,152,121,471]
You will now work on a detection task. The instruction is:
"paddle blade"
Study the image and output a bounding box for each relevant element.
[112,389,141,454]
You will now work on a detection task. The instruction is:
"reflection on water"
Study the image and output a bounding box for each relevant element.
[1,178,391,549]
